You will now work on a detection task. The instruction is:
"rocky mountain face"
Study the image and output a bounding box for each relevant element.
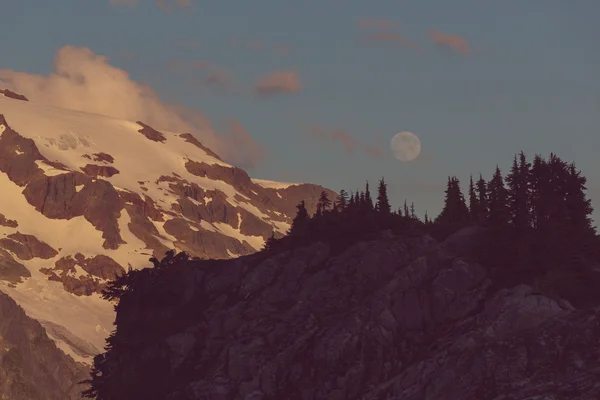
[0,92,335,368]
[90,227,600,400]
[0,290,88,400]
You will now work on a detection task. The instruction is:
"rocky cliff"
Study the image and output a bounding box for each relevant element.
[0,92,335,365]
[87,227,600,399]
[0,290,88,399]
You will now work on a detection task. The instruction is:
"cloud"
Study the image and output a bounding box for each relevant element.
[356,19,397,30]
[230,38,291,56]
[220,119,268,168]
[156,0,192,11]
[363,32,421,52]
[308,126,387,160]
[309,126,358,154]
[166,59,212,72]
[109,0,139,6]
[204,69,235,91]
[429,30,470,54]
[0,45,266,168]
[363,136,388,160]
[109,0,192,10]
[255,70,301,97]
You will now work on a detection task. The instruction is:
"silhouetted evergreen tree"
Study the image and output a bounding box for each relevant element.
[475,174,488,221]
[435,177,469,226]
[318,190,332,212]
[487,167,510,228]
[468,174,479,222]
[288,200,310,239]
[506,153,531,232]
[364,182,374,212]
[338,189,349,209]
[376,177,391,215]
[410,202,416,219]
[403,200,409,218]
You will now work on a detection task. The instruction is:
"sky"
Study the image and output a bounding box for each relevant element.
[0,0,599,221]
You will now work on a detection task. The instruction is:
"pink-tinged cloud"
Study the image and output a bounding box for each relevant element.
[118,50,136,60]
[356,18,397,30]
[429,30,470,54]
[204,69,234,90]
[363,136,388,160]
[309,126,358,154]
[231,38,291,56]
[0,45,265,168]
[166,60,212,72]
[255,70,301,97]
[363,32,421,52]
[156,0,192,10]
[221,119,268,168]
[109,0,139,6]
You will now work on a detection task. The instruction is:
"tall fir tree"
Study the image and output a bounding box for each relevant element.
[468,174,479,222]
[364,181,374,212]
[375,177,391,214]
[506,152,531,232]
[288,200,310,238]
[435,176,469,226]
[338,189,349,209]
[487,166,510,228]
[475,174,488,221]
[317,190,332,212]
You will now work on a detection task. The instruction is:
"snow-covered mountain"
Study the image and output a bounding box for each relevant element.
[0,92,334,365]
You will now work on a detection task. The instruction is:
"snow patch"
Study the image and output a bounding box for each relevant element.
[252,178,299,189]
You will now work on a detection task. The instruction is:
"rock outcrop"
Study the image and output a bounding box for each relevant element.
[88,228,600,399]
[0,290,88,399]
[40,253,125,296]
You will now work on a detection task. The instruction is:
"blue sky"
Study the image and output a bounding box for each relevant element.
[1,0,599,221]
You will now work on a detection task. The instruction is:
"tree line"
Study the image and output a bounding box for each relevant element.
[266,151,599,308]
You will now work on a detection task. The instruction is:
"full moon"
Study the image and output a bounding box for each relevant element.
[390,131,421,162]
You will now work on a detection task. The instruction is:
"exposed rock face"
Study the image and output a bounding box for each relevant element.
[0,232,58,260]
[93,229,600,400]
[137,121,166,142]
[0,213,18,228]
[0,89,28,101]
[80,164,120,178]
[0,248,30,283]
[82,152,114,164]
[0,290,88,399]
[179,133,222,160]
[23,173,125,250]
[40,254,125,296]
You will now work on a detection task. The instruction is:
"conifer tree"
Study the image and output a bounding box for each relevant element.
[338,189,349,209]
[317,190,332,212]
[410,202,416,219]
[506,153,531,232]
[288,200,310,238]
[364,181,374,211]
[403,200,409,218]
[468,174,479,222]
[435,176,469,226]
[487,166,510,228]
[375,177,391,215]
[475,174,488,221]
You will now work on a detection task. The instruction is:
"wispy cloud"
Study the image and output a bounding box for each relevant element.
[429,30,470,54]
[156,0,192,10]
[230,38,292,56]
[166,59,212,72]
[109,0,192,10]
[0,45,265,168]
[308,126,358,154]
[356,18,397,30]
[363,32,422,52]
[363,136,388,160]
[308,126,387,160]
[255,70,301,97]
